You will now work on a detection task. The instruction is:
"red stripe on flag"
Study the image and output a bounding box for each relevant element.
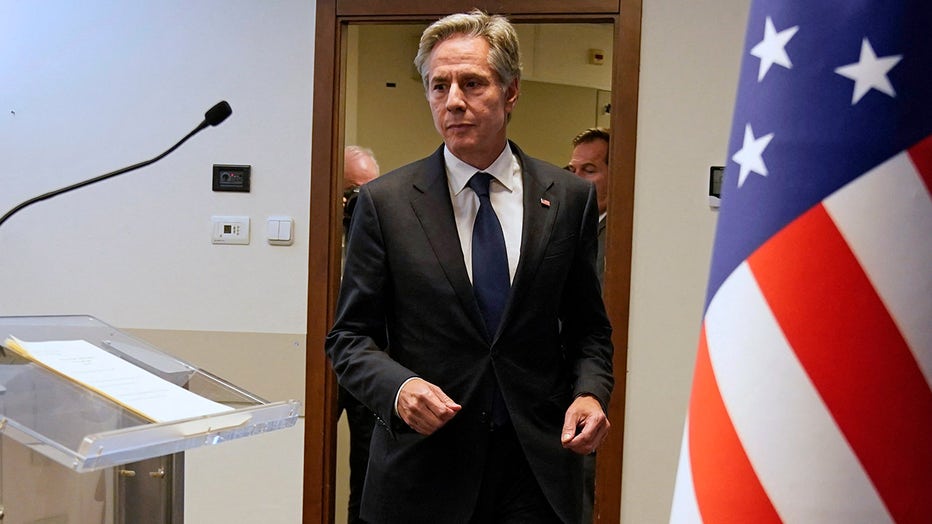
[749,204,932,523]
[689,325,781,523]
[907,134,932,195]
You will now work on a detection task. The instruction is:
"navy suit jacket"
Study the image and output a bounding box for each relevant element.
[326,142,614,524]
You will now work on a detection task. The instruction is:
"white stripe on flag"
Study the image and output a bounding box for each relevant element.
[705,262,893,523]
[669,418,702,523]
[824,150,932,388]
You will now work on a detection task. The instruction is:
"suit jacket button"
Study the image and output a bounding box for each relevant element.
[479,411,489,425]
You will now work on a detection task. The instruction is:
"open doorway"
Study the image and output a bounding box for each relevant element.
[337,21,614,521]
[305,2,641,522]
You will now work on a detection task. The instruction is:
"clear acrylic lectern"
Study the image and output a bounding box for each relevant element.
[0,315,301,523]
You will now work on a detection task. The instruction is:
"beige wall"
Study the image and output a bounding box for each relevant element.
[510,81,607,167]
[126,329,306,410]
[516,23,614,92]
[353,24,437,172]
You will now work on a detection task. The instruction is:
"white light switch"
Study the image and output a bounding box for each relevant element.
[267,216,294,245]
[278,221,292,241]
[267,219,281,239]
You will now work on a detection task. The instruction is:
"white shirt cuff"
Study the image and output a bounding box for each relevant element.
[394,376,420,416]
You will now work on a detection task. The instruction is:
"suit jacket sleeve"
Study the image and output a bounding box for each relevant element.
[325,182,415,432]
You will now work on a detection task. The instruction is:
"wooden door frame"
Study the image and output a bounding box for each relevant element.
[304,1,641,522]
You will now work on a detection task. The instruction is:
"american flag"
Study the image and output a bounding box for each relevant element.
[670,2,931,523]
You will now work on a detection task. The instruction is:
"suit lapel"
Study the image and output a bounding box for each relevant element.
[409,147,488,337]
[500,143,559,332]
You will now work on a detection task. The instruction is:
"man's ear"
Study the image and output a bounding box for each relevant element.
[504,78,520,112]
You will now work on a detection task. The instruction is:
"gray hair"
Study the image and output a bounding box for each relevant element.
[344,145,380,172]
[413,9,522,91]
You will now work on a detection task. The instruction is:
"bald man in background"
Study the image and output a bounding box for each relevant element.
[343,146,380,234]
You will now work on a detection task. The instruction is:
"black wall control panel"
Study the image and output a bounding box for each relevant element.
[213,164,251,192]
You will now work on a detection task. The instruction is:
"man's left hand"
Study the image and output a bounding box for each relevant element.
[560,394,610,455]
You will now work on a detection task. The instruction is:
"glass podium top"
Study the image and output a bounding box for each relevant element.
[0,315,301,472]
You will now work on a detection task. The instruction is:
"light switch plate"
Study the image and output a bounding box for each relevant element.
[267,216,294,245]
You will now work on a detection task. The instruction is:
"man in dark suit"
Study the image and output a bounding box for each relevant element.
[326,10,613,524]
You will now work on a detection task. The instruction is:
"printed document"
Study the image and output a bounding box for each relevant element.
[3,336,234,422]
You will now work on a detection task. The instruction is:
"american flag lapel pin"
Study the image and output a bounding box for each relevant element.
[540,197,551,208]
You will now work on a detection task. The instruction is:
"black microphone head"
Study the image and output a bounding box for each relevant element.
[204,101,232,126]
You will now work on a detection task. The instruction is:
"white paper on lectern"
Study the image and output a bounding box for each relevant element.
[5,337,234,422]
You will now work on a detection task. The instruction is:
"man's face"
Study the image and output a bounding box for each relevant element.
[426,35,519,169]
[568,139,609,215]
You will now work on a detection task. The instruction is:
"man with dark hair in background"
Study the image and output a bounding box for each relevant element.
[568,127,610,287]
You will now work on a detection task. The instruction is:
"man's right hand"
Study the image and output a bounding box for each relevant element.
[397,378,461,435]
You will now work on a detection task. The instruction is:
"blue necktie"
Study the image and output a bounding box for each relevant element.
[468,172,510,339]
[468,172,511,427]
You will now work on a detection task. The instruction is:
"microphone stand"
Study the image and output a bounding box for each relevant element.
[0,101,231,229]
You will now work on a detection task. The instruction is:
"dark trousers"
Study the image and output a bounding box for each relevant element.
[468,424,563,524]
[581,454,595,523]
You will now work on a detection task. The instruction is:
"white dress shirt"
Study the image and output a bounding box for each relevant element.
[444,144,524,283]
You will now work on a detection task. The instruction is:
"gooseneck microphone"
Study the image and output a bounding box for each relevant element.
[0,101,232,228]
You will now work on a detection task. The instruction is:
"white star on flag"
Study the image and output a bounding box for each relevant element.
[750,16,799,81]
[732,124,775,187]
[835,38,902,105]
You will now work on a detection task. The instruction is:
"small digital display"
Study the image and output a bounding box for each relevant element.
[213,164,251,192]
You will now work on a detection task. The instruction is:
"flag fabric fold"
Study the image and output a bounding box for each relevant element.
[671,1,931,522]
